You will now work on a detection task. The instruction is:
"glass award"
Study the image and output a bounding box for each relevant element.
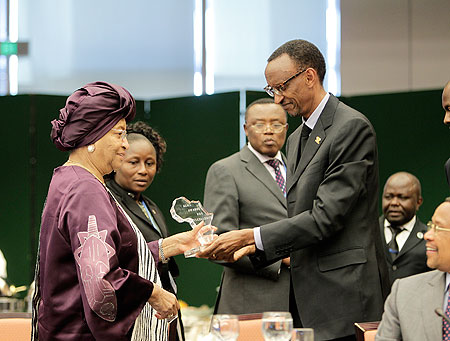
[170,196,214,257]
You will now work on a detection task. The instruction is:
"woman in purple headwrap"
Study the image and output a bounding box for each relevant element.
[32,82,208,341]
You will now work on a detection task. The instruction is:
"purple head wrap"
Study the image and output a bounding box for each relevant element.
[51,81,136,151]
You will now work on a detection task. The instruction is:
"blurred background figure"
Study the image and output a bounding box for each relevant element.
[106,121,184,340]
[0,250,7,296]
[380,172,431,285]
[203,98,290,315]
[442,81,450,189]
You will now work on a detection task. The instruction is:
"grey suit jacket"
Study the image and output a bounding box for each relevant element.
[203,145,290,314]
[376,270,445,341]
[380,216,431,285]
[251,94,390,340]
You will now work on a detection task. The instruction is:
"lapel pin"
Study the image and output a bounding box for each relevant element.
[417,232,423,239]
[315,136,321,144]
[152,209,157,215]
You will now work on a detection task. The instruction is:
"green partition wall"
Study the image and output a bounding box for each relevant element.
[341,90,449,221]
[0,88,447,308]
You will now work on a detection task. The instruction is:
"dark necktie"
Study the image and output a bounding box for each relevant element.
[297,124,312,166]
[267,159,286,195]
[443,287,450,340]
[387,225,403,260]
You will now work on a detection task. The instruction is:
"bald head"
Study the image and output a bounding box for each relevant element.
[384,172,422,197]
[382,172,423,227]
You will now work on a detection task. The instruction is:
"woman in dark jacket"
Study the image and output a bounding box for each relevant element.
[106,121,184,341]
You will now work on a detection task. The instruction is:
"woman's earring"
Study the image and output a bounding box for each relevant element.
[87,145,95,153]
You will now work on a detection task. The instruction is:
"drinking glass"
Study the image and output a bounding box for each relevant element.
[261,311,293,341]
[210,314,240,341]
[291,328,314,341]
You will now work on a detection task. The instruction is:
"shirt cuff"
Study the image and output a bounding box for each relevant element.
[254,226,264,251]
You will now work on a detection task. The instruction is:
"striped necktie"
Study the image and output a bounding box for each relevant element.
[443,286,450,340]
[267,159,286,195]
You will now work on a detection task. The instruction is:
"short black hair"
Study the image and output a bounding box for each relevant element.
[245,98,286,122]
[268,39,326,84]
[126,121,166,172]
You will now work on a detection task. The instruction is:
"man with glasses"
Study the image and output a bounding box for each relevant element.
[376,198,450,340]
[203,98,290,314]
[199,39,389,341]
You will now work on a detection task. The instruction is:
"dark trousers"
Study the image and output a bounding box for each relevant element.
[289,278,356,341]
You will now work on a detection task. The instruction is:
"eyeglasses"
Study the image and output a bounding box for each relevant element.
[427,221,450,233]
[111,128,127,141]
[264,69,307,97]
[250,123,287,133]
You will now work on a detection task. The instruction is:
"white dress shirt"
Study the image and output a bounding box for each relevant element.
[384,216,417,251]
[247,142,286,182]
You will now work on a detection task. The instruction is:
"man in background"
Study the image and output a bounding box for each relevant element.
[380,172,430,285]
[376,199,450,340]
[203,98,290,314]
[442,81,450,189]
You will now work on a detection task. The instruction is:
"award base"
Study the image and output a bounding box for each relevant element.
[184,246,204,258]
[184,228,214,257]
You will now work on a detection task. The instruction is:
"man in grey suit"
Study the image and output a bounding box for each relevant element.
[203,98,290,314]
[199,39,389,340]
[376,199,450,340]
[380,172,431,285]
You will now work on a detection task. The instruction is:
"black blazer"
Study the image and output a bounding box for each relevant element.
[379,215,431,285]
[106,178,179,293]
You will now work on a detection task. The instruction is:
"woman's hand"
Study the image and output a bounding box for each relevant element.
[148,284,179,319]
[161,222,217,258]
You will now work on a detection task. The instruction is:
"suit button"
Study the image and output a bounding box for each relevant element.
[392,265,397,271]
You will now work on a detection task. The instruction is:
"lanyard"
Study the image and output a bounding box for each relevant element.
[140,199,163,236]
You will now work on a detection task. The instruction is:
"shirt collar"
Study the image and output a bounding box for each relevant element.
[302,92,330,130]
[247,143,283,165]
[384,216,417,232]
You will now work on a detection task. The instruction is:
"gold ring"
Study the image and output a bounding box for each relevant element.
[212,254,216,259]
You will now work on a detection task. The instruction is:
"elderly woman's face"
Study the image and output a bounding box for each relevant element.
[93,118,129,174]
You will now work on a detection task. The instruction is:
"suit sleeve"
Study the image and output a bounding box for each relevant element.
[204,161,282,280]
[60,179,153,339]
[375,279,402,340]
[261,115,377,260]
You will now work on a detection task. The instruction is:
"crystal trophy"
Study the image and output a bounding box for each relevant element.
[170,196,214,257]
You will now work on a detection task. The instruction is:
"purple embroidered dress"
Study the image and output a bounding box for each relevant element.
[34,165,164,340]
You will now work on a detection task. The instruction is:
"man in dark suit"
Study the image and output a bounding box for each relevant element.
[198,39,389,341]
[376,199,450,340]
[442,81,450,188]
[380,172,431,285]
[203,98,290,314]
